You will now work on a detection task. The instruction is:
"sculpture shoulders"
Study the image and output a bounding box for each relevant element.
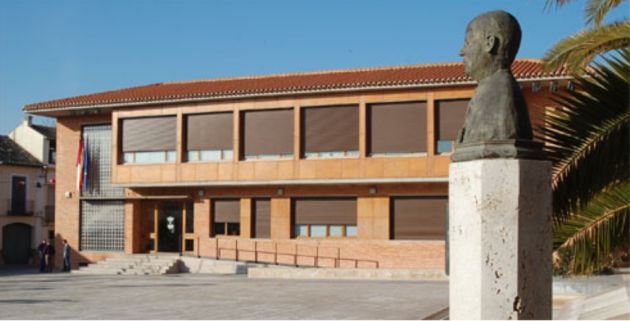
[461,70,521,143]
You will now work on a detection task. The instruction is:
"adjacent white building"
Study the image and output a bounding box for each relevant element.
[0,116,55,265]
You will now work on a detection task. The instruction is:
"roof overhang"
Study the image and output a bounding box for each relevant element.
[24,76,572,118]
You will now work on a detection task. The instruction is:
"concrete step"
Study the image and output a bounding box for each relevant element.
[72,255,182,275]
[178,257,251,274]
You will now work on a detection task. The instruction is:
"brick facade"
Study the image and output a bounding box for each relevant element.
[41,65,567,270]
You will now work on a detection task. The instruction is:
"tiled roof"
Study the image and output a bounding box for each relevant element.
[31,125,56,140]
[24,59,569,112]
[0,136,43,167]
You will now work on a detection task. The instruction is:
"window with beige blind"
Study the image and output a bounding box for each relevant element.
[186,112,233,162]
[390,196,447,240]
[252,198,271,238]
[292,198,357,238]
[435,99,469,154]
[241,109,293,160]
[121,116,177,164]
[368,101,427,155]
[301,105,359,159]
[212,199,240,236]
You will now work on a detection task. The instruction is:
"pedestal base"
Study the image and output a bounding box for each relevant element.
[449,159,552,319]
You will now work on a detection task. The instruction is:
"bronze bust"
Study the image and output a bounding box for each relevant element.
[452,11,543,162]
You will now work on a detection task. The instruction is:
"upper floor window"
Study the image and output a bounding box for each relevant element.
[302,105,359,159]
[48,140,56,165]
[368,101,427,156]
[435,99,468,154]
[292,198,357,238]
[241,109,293,160]
[186,112,233,162]
[121,116,177,164]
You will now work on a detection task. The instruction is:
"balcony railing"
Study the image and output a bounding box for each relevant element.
[5,199,34,216]
[45,205,55,223]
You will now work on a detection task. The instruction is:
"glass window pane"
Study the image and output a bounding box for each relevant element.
[437,140,453,154]
[329,225,343,237]
[135,151,164,163]
[187,151,199,162]
[123,152,134,164]
[200,150,221,161]
[185,202,194,233]
[214,222,225,236]
[227,223,240,236]
[295,225,308,237]
[223,149,234,161]
[80,200,125,251]
[310,225,327,237]
[166,151,177,162]
[346,225,357,237]
[185,239,194,252]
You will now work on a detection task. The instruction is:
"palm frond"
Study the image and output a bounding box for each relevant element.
[585,0,626,26]
[543,21,630,73]
[552,181,630,274]
[544,0,576,10]
[540,49,630,220]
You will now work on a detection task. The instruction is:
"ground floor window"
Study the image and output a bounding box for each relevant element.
[212,199,240,236]
[390,196,447,240]
[292,198,357,239]
[252,198,271,238]
[294,224,357,238]
[80,200,124,251]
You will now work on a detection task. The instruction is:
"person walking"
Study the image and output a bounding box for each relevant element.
[45,242,55,273]
[37,240,47,272]
[62,240,71,272]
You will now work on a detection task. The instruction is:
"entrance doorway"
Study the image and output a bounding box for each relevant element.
[158,202,181,252]
[2,223,32,264]
[147,200,194,254]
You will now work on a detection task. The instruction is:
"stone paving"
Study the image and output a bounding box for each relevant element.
[0,267,448,320]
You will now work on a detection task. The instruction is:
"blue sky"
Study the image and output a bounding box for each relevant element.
[0,0,626,134]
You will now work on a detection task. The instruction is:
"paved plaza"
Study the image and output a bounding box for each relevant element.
[0,267,448,319]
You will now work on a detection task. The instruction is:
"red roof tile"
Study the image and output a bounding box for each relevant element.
[24,59,569,112]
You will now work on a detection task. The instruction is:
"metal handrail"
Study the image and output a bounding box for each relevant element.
[213,238,379,268]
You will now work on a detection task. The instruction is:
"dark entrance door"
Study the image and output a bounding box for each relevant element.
[11,176,26,215]
[2,223,32,264]
[158,202,182,252]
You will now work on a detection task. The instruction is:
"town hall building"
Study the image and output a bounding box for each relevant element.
[24,60,570,270]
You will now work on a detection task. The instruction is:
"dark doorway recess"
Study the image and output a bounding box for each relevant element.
[3,223,32,264]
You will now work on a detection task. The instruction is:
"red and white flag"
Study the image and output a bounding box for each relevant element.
[76,139,84,192]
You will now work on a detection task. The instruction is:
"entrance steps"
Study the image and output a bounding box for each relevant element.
[178,256,264,275]
[72,254,181,275]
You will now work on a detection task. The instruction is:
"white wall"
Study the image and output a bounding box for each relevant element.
[8,119,46,163]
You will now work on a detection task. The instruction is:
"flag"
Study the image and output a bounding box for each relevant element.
[76,139,84,192]
[82,137,90,193]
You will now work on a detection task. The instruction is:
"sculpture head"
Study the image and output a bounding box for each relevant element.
[459,11,521,81]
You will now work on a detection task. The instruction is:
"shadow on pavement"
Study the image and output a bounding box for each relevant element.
[0,265,42,276]
[0,299,76,304]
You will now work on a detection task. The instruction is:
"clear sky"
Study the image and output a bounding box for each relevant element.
[0,0,626,134]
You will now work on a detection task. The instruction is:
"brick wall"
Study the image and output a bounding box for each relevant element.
[54,114,111,269]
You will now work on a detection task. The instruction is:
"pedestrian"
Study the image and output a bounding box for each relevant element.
[45,242,55,273]
[62,240,71,272]
[37,240,47,272]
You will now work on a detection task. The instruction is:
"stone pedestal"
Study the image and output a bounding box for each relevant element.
[449,159,552,320]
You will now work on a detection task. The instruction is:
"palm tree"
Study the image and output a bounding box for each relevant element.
[543,0,630,73]
[543,50,629,274]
